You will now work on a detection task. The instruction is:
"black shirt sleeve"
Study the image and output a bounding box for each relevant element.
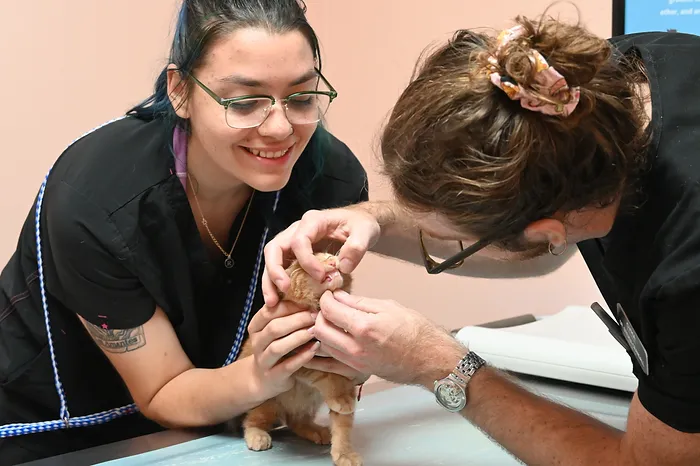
[638,287,700,433]
[315,129,369,208]
[43,179,156,329]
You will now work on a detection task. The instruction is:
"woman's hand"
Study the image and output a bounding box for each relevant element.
[312,290,467,387]
[262,207,381,306]
[246,301,320,400]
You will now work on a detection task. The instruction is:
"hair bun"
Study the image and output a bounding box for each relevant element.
[497,15,611,89]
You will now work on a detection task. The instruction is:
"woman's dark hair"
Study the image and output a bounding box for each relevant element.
[380,13,651,254]
[128,0,321,125]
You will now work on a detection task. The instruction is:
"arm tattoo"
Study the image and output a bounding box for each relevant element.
[86,323,147,353]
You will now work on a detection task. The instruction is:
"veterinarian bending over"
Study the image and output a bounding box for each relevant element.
[263,14,700,466]
[0,1,369,463]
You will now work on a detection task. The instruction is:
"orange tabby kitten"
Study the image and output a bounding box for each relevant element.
[238,252,362,466]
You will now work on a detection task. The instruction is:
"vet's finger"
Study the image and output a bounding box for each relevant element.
[302,356,358,380]
[319,291,371,335]
[316,343,368,376]
[336,232,371,274]
[332,290,384,314]
[312,309,364,356]
[289,239,325,282]
[290,212,340,281]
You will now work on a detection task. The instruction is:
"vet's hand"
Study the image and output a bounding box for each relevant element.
[247,302,319,400]
[302,356,371,385]
[262,208,381,306]
[312,291,466,386]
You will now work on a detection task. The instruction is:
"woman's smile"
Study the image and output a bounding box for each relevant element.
[240,142,295,165]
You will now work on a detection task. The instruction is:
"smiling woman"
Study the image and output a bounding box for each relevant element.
[163,25,329,195]
[0,0,368,463]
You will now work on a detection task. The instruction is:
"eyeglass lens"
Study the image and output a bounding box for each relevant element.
[225,94,332,129]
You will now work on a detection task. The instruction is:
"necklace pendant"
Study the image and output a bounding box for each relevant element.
[224,256,234,269]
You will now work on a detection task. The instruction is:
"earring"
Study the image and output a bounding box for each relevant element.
[548,239,568,256]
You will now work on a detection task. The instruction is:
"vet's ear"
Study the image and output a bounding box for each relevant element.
[523,218,567,247]
[166,64,190,119]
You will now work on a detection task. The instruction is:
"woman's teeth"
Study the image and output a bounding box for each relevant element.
[246,147,289,159]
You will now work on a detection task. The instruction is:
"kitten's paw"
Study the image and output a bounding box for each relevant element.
[333,451,363,466]
[307,425,332,445]
[327,394,356,414]
[244,428,272,451]
[290,422,332,445]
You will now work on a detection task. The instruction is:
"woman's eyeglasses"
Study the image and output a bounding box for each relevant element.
[184,68,337,129]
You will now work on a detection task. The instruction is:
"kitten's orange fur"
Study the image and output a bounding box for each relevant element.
[238,252,362,466]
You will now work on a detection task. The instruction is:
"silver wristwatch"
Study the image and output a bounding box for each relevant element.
[433,351,486,412]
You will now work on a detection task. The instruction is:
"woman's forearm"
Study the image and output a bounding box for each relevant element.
[145,355,266,428]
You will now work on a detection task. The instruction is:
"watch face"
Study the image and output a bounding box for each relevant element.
[435,379,466,412]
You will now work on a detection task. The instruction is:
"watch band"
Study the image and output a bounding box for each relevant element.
[453,351,486,384]
[433,351,486,412]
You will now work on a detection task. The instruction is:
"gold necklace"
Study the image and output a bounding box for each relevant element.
[187,173,254,269]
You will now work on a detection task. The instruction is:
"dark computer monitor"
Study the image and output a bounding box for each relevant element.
[613,0,700,36]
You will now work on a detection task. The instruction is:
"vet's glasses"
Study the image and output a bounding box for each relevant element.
[418,230,493,275]
[418,217,540,274]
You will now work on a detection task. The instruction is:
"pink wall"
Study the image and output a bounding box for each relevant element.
[1,1,611,332]
[0,0,177,260]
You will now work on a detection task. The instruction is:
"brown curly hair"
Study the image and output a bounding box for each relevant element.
[380,13,650,254]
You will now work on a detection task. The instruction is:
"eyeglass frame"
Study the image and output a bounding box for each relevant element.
[418,230,493,275]
[418,218,535,275]
[180,67,338,129]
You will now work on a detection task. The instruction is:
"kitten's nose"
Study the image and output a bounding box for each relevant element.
[327,256,338,269]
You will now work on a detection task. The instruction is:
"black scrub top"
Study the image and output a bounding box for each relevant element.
[578,31,700,433]
[0,116,369,461]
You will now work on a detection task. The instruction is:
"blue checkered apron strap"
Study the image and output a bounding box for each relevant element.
[224,191,281,367]
[0,116,280,438]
